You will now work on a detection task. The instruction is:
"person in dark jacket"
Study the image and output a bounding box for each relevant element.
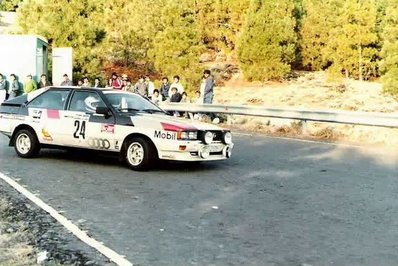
[60,74,73,86]
[38,74,52,88]
[170,87,182,102]
[159,77,170,101]
[203,69,214,104]
[8,74,21,99]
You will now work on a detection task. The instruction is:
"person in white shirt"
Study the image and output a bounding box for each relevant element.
[145,76,156,99]
[151,89,163,105]
[168,75,184,98]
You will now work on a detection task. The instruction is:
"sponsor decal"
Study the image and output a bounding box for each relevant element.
[47,109,60,119]
[101,124,115,134]
[31,109,42,119]
[0,114,25,121]
[88,138,111,150]
[64,113,90,121]
[154,130,176,140]
[41,128,53,141]
[114,140,120,150]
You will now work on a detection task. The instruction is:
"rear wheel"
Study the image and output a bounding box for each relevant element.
[14,129,40,158]
[124,137,156,171]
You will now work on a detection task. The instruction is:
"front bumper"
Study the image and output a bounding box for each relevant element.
[158,141,234,162]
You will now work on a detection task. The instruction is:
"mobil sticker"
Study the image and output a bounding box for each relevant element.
[154,130,176,140]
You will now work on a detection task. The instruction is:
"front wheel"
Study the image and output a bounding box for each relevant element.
[14,129,40,158]
[124,137,156,171]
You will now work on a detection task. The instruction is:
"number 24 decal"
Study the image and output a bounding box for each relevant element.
[74,120,86,139]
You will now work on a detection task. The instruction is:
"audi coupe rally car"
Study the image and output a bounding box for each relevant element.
[0,87,233,170]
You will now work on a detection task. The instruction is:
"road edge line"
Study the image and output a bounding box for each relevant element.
[0,171,133,266]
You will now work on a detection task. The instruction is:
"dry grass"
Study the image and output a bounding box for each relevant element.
[215,71,398,146]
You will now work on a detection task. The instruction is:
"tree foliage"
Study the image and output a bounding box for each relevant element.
[381,0,398,95]
[237,0,296,81]
[9,0,398,94]
[148,0,204,90]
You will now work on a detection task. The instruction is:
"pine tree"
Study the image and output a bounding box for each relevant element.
[381,0,398,95]
[300,0,337,70]
[0,0,21,11]
[148,0,204,90]
[17,0,106,79]
[325,0,378,81]
[237,0,297,81]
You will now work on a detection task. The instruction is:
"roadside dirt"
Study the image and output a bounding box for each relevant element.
[0,182,112,266]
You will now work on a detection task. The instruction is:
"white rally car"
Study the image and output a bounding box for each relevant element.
[0,87,233,170]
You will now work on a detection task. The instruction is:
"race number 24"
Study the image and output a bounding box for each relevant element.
[74,120,86,139]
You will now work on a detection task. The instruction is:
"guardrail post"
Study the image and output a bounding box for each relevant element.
[301,120,308,135]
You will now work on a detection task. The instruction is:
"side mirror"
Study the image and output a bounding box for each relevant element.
[96,106,111,118]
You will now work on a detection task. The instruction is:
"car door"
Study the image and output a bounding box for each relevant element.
[65,90,116,150]
[26,88,71,145]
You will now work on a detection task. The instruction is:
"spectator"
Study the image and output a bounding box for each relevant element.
[0,74,8,102]
[145,76,155,99]
[191,90,202,104]
[134,76,148,97]
[199,76,206,103]
[151,89,162,105]
[77,80,83,86]
[60,74,73,86]
[38,74,51,88]
[203,69,218,123]
[180,92,189,103]
[203,70,214,104]
[8,74,21,99]
[93,77,101,88]
[82,77,91,87]
[111,73,122,90]
[168,75,184,98]
[170,87,182,102]
[24,74,37,94]
[160,77,170,101]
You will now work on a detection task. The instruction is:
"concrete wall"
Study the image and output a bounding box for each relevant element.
[0,34,48,84]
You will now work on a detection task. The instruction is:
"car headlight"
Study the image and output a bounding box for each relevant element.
[223,132,232,144]
[203,131,214,144]
[177,131,198,140]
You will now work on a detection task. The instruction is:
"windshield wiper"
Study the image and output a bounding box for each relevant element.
[141,109,166,114]
[118,108,140,112]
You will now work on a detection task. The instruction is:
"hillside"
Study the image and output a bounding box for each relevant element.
[213,71,398,146]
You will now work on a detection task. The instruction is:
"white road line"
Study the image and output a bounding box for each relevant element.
[0,172,133,266]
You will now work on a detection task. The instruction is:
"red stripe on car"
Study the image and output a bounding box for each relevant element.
[161,122,196,132]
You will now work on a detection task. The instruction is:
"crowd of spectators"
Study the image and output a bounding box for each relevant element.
[0,69,216,121]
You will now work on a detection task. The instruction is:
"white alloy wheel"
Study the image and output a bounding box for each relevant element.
[127,142,145,166]
[16,133,32,155]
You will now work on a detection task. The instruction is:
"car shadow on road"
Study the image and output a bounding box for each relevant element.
[37,148,219,172]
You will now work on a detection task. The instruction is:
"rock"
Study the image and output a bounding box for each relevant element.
[36,251,48,265]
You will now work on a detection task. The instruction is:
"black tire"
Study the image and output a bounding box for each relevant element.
[14,129,40,158]
[123,137,157,171]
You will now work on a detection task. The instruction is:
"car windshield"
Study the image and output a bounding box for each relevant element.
[103,91,165,114]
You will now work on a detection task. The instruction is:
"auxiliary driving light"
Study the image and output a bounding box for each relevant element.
[223,132,232,144]
[199,146,211,159]
[222,145,232,158]
[203,131,214,144]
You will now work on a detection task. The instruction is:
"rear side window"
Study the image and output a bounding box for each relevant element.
[28,89,70,110]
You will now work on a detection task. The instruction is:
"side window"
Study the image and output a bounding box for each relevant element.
[28,90,70,110]
[69,91,106,113]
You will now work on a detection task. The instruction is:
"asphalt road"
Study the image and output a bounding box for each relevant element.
[0,133,397,266]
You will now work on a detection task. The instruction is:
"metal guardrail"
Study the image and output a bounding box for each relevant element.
[159,102,398,128]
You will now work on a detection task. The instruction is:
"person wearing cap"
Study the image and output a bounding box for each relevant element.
[24,74,37,94]
[111,72,122,90]
[60,74,73,86]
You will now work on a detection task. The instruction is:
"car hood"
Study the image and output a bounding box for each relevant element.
[131,113,224,131]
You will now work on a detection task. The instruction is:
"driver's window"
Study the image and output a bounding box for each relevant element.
[28,89,70,110]
[69,91,106,113]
